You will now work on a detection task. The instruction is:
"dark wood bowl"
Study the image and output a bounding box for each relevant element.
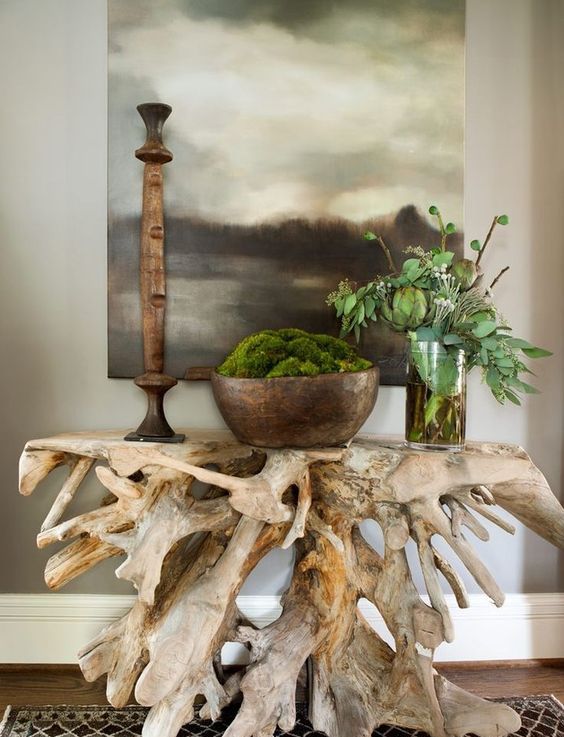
[211,367,379,448]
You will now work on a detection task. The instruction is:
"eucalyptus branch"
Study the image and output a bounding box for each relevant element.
[429,206,454,252]
[327,205,549,414]
[489,266,510,290]
[375,235,398,274]
[475,216,498,266]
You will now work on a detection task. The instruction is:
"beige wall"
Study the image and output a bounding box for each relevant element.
[0,0,562,596]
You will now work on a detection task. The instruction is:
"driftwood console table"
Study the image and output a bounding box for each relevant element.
[19,430,564,737]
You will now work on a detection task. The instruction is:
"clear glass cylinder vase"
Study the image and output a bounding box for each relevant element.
[405,340,466,451]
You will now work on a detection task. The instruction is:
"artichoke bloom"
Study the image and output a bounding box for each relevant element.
[451,259,479,291]
[382,286,430,331]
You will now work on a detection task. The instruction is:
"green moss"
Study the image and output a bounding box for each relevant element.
[217,329,372,379]
[310,333,353,360]
[266,357,321,378]
[216,332,288,378]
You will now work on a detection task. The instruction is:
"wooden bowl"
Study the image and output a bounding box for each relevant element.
[211,367,379,448]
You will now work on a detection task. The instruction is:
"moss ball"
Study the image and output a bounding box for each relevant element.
[217,329,372,379]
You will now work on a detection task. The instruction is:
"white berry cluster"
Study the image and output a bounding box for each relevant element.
[434,296,455,312]
[432,264,453,286]
[375,280,393,299]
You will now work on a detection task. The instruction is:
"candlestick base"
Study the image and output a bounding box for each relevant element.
[125,371,184,443]
[124,431,186,444]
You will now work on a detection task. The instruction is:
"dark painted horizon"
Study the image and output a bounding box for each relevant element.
[108,205,463,385]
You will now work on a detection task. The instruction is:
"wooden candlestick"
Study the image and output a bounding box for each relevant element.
[125,103,184,443]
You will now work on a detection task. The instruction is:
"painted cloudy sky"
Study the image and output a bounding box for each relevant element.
[109,0,465,226]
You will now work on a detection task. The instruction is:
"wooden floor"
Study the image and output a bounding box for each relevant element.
[1,661,563,714]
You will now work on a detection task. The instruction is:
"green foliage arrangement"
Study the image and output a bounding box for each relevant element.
[217,328,372,379]
[326,207,551,405]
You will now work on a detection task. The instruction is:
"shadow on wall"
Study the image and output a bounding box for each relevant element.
[0,248,134,593]
[525,0,564,600]
[0,254,49,592]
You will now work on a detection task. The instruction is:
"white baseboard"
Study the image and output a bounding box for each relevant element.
[0,592,563,664]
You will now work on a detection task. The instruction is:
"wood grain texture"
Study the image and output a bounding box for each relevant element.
[1,661,563,715]
[210,367,379,448]
[135,102,172,374]
[437,660,564,701]
[18,430,564,737]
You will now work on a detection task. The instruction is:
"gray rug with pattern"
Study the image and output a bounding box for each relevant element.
[2,697,563,737]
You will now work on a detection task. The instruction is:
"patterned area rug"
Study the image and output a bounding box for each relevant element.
[1,697,563,737]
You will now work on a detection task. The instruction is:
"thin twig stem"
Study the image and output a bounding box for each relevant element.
[476,216,498,266]
[435,212,447,251]
[376,235,398,274]
[489,266,510,290]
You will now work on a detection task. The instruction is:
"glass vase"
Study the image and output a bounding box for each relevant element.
[405,340,466,451]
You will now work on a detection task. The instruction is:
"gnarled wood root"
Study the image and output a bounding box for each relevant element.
[19,431,564,737]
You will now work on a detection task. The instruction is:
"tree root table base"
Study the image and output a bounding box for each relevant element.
[19,430,564,737]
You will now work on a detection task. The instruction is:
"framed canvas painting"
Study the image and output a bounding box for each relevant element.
[108,0,465,384]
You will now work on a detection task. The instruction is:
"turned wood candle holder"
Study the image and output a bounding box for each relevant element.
[126,102,184,443]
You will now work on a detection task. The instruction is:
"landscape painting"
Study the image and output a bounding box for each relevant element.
[108,0,465,384]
